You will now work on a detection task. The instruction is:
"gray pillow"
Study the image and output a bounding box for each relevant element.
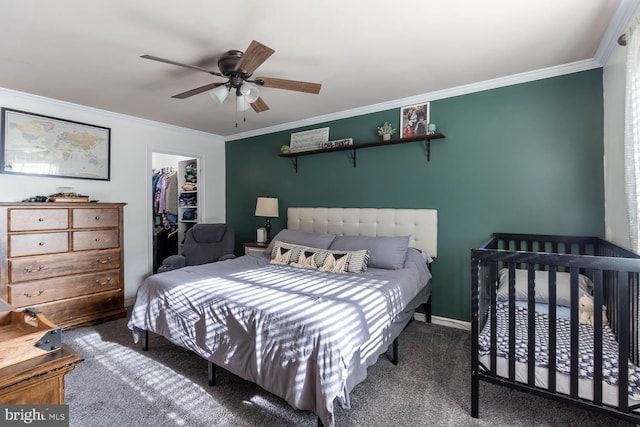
[329,235,410,270]
[266,229,336,254]
[496,268,593,307]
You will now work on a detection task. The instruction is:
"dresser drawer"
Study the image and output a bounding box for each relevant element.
[8,232,68,257]
[8,209,69,231]
[9,249,121,283]
[8,269,120,307]
[72,208,119,228]
[30,289,124,327]
[72,230,119,251]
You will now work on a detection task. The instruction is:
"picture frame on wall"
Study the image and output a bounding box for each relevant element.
[0,107,111,180]
[400,102,430,138]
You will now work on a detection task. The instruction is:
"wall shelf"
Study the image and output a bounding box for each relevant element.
[279,133,445,172]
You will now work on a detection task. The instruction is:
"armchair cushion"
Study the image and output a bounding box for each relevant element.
[191,223,227,243]
[158,254,186,273]
[182,223,235,266]
[158,223,235,273]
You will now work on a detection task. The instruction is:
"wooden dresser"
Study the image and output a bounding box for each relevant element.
[0,344,82,404]
[0,202,126,329]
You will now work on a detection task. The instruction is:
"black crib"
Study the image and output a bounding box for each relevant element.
[471,233,640,424]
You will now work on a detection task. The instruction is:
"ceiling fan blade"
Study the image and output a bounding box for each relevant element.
[235,40,275,75]
[141,55,222,77]
[250,97,270,113]
[256,77,321,94]
[172,82,226,99]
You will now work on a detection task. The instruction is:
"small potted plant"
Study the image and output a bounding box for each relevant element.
[377,122,396,140]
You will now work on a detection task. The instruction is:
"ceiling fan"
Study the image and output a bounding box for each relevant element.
[141,40,321,114]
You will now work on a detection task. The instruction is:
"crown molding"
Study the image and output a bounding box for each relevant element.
[0,86,224,141]
[595,0,640,65]
[225,58,602,142]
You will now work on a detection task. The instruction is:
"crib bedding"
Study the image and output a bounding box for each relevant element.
[128,247,430,427]
[478,302,640,403]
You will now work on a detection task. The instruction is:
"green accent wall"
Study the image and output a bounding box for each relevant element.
[225,69,605,321]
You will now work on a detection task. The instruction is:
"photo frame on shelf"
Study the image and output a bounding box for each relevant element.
[289,127,329,152]
[0,107,111,180]
[400,102,430,138]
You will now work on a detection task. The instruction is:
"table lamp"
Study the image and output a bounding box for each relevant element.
[255,197,279,242]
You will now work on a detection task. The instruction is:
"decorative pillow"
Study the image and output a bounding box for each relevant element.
[270,241,369,273]
[328,235,410,269]
[270,242,322,265]
[271,245,295,265]
[318,252,349,273]
[314,248,370,273]
[496,268,593,307]
[266,229,337,254]
[290,249,318,269]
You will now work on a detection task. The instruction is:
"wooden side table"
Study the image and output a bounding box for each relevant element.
[244,242,269,255]
[0,344,83,404]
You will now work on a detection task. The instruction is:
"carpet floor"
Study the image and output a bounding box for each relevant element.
[61,316,636,426]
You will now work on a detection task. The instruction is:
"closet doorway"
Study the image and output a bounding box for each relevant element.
[152,152,200,273]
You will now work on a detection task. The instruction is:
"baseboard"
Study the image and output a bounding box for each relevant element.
[413,313,471,331]
[125,297,136,308]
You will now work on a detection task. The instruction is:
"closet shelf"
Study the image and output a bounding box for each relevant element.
[279,133,445,172]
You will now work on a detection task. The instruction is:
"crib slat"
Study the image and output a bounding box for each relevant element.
[618,272,630,412]
[569,267,579,398]
[490,262,497,377]
[548,267,557,393]
[508,264,516,382]
[527,264,536,387]
[593,269,603,406]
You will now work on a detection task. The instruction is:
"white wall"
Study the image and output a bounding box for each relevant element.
[0,88,226,303]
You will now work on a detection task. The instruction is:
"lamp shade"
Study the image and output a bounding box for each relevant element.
[236,94,251,111]
[209,85,229,103]
[240,83,260,103]
[255,197,279,218]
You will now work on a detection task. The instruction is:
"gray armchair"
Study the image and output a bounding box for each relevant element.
[158,223,236,273]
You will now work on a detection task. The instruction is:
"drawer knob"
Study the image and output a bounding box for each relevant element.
[95,216,100,220]
[24,289,45,298]
[95,238,101,242]
[24,265,45,273]
[96,256,112,264]
[38,242,45,246]
[95,278,112,286]
[38,218,44,222]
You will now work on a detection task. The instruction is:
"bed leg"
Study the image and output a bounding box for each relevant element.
[392,337,399,365]
[208,361,216,386]
[425,299,432,323]
[142,330,149,351]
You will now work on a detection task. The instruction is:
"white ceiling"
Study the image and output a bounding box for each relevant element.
[0,0,635,138]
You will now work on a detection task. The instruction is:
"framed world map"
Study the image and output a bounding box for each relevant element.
[0,108,110,180]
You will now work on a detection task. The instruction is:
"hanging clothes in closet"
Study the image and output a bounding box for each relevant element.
[152,168,179,272]
[152,168,179,226]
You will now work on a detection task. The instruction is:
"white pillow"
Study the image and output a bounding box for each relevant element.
[496,268,593,307]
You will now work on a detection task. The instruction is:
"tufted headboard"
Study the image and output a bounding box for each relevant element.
[287,207,437,257]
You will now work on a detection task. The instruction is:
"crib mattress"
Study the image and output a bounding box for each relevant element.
[478,303,640,409]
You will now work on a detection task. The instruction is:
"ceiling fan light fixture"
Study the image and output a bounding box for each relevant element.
[209,85,229,103]
[236,94,251,111]
[240,83,260,103]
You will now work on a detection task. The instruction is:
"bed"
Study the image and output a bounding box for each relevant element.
[128,207,437,426]
[471,232,640,424]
